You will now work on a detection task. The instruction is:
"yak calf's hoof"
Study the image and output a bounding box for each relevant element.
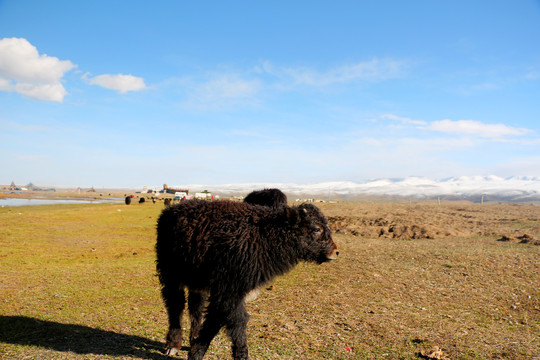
[165,339,182,356]
[165,345,180,356]
[165,328,183,356]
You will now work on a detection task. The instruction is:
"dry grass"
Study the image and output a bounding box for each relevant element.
[0,201,538,359]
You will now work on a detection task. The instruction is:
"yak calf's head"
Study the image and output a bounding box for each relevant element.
[287,203,338,264]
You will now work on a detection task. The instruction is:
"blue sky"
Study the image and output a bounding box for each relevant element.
[1,1,539,188]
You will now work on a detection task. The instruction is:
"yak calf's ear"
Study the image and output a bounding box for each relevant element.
[298,203,312,220]
[285,207,299,224]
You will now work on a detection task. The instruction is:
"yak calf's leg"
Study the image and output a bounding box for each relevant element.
[188,290,207,346]
[188,304,225,360]
[190,296,250,360]
[226,302,249,360]
[162,282,186,356]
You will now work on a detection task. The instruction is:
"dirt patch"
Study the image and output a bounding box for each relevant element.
[328,216,434,240]
[498,233,540,245]
[419,346,451,360]
[324,202,540,242]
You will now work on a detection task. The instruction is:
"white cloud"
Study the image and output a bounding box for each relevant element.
[491,157,540,177]
[525,70,540,80]
[4,120,47,132]
[424,119,531,138]
[383,114,533,140]
[262,58,406,87]
[0,37,76,102]
[471,82,499,91]
[352,136,476,154]
[0,77,11,91]
[16,153,49,162]
[14,82,68,102]
[197,76,259,99]
[182,75,260,111]
[380,114,427,126]
[87,73,147,93]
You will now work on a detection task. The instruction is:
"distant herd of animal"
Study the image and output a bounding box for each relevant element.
[154,188,338,360]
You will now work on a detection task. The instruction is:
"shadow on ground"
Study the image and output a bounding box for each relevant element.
[0,315,184,359]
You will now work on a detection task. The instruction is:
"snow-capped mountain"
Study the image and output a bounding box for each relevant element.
[176,176,540,201]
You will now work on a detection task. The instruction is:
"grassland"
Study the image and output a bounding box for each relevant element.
[0,200,538,359]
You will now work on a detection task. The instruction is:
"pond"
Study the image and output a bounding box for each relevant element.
[0,198,123,207]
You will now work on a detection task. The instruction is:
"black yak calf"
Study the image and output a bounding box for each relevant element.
[156,199,338,360]
[243,188,287,207]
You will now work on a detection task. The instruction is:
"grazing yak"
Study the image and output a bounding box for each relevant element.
[156,199,338,360]
[243,188,287,208]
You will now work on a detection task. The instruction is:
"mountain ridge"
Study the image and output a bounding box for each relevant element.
[171,176,540,201]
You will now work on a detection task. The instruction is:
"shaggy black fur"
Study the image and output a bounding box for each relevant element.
[243,188,287,208]
[155,199,337,360]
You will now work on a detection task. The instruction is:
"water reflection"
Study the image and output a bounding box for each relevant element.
[0,198,123,207]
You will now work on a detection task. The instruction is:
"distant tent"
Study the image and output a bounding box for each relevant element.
[9,181,17,190]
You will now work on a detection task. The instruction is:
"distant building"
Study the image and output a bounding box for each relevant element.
[8,181,28,191]
[195,191,215,200]
[163,184,189,195]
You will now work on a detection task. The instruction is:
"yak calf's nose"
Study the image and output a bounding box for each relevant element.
[327,247,339,260]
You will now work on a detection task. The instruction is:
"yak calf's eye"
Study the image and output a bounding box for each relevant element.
[314,226,323,235]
